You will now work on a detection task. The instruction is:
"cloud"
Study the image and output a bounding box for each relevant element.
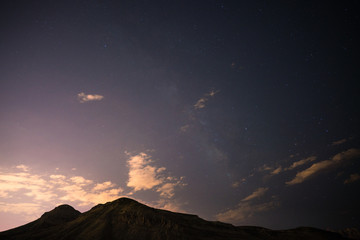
[180,124,190,132]
[231,178,246,188]
[153,199,187,213]
[259,156,317,177]
[286,149,360,185]
[70,176,93,186]
[286,160,334,185]
[127,153,163,191]
[50,174,66,180]
[59,183,123,206]
[16,165,29,172]
[92,181,115,191]
[1,156,185,227]
[331,148,360,162]
[232,181,241,188]
[194,98,207,109]
[194,89,219,109]
[258,164,273,172]
[0,165,124,216]
[126,152,184,198]
[344,174,360,184]
[77,92,104,103]
[332,138,347,146]
[242,187,269,202]
[0,172,50,198]
[0,202,42,215]
[216,200,278,223]
[156,183,179,198]
[270,166,282,175]
[286,156,317,170]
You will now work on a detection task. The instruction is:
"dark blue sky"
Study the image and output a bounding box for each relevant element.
[0,0,359,231]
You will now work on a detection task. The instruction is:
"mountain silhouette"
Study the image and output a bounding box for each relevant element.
[0,197,351,240]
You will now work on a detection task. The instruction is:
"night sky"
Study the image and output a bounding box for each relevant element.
[1,0,360,232]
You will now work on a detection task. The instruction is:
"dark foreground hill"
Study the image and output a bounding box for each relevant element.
[0,197,351,240]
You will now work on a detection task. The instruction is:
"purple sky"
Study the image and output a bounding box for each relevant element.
[1,0,360,231]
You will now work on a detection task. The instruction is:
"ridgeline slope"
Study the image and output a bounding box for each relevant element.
[0,197,350,240]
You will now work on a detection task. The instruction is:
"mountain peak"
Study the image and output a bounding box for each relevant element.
[113,197,141,204]
[42,204,77,215]
[37,203,80,228]
[90,197,146,212]
[0,203,80,238]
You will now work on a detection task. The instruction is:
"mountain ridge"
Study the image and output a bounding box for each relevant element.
[0,197,352,240]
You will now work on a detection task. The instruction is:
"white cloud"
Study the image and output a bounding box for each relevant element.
[77,92,104,103]
[127,153,163,191]
[1,155,185,228]
[16,164,29,172]
[216,200,278,223]
[59,183,123,206]
[70,176,93,186]
[126,152,184,198]
[242,187,269,202]
[286,149,360,185]
[93,181,115,191]
[0,202,42,215]
[50,174,66,180]
[0,165,124,216]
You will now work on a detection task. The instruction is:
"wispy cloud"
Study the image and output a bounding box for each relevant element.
[258,164,273,172]
[332,138,347,146]
[77,92,104,103]
[258,156,317,177]
[286,149,360,185]
[215,186,277,223]
[270,166,282,175]
[216,200,278,223]
[331,148,360,162]
[242,187,269,202]
[232,178,246,188]
[147,198,188,214]
[344,173,360,184]
[194,89,219,109]
[286,156,317,170]
[179,124,190,133]
[126,152,184,198]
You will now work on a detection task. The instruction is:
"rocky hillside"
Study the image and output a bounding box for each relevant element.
[0,197,350,240]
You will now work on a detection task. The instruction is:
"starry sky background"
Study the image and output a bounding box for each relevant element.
[1,0,360,232]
